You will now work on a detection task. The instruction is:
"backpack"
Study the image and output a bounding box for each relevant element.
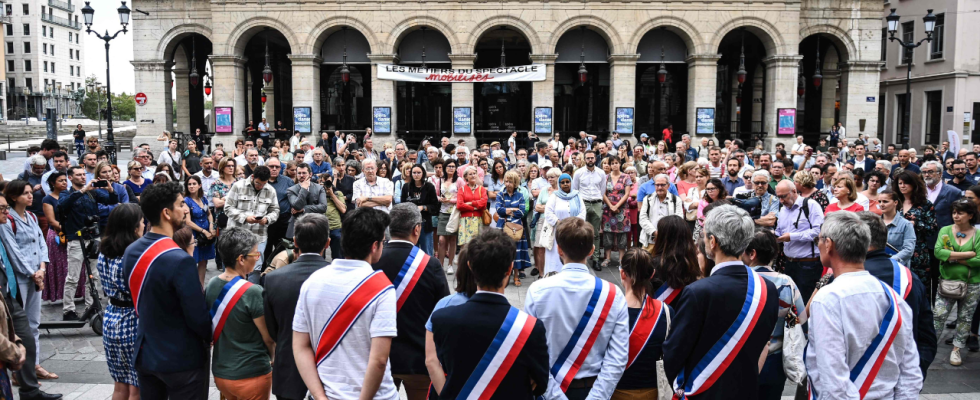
[778,197,816,257]
[7,211,36,235]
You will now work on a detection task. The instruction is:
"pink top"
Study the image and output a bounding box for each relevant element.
[825,202,863,213]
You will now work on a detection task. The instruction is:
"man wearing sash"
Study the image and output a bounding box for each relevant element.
[664,205,778,400]
[806,212,922,399]
[429,229,549,399]
[525,218,629,400]
[123,182,211,399]
[856,212,936,377]
[372,204,449,400]
[292,207,398,400]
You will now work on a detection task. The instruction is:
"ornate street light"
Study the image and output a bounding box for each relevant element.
[499,27,507,68]
[204,76,212,96]
[189,36,200,87]
[261,91,267,104]
[736,30,747,86]
[578,26,588,84]
[262,30,273,84]
[886,8,937,149]
[80,1,130,164]
[340,27,350,83]
[420,27,428,69]
[797,61,805,97]
[657,45,668,84]
[812,36,822,88]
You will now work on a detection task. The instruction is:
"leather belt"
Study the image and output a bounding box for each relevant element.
[568,376,597,389]
[584,199,603,204]
[109,298,134,308]
[786,257,820,263]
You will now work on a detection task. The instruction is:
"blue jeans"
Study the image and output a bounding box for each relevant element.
[757,352,785,400]
[329,228,343,260]
[418,230,434,256]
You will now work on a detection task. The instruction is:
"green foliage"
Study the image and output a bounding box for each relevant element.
[79,75,136,121]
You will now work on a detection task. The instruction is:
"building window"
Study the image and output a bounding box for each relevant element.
[43,79,48,88]
[69,66,73,75]
[23,24,30,36]
[43,61,47,72]
[24,60,31,72]
[43,43,47,54]
[4,4,11,17]
[21,4,27,15]
[48,27,53,38]
[50,45,53,54]
[931,14,944,59]
[42,26,46,36]
[925,90,942,144]
[6,60,13,72]
[40,6,44,14]
[25,78,33,92]
[22,42,29,54]
[68,49,72,59]
[68,32,71,42]
[901,21,913,64]
[50,62,54,73]
[75,49,79,59]
[5,42,13,54]
[5,24,12,37]
[881,27,887,62]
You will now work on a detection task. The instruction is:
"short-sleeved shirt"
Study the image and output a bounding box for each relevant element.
[292,259,399,400]
[326,191,346,230]
[204,276,270,380]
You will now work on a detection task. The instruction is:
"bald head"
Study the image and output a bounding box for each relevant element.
[775,180,798,207]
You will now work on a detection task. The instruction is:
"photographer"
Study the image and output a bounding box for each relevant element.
[57,165,118,321]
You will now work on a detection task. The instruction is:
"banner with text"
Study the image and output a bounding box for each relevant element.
[378,64,547,83]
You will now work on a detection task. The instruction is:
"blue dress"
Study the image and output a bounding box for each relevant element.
[185,196,216,261]
[96,254,138,386]
[496,189,531,271]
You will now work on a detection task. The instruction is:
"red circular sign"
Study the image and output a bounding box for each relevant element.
[135,92,147,106]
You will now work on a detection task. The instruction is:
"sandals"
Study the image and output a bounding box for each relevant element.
[513,272,522,287]
[36,365,59,380]
[601,259,611,268]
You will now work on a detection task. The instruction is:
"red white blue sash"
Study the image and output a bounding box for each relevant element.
[626,296,664,370]
[314,270,393,365]
[550,278,617,392]
[654,285,682,306]
[890,259,912,300]
[393,247,430,312]
[456,307,537,400]
[806,281,903,399]
[128,237,181,317]
[673,266,768,399]
[208,276,253,343]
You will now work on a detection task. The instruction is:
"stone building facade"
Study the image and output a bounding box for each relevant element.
[131,0,883,148]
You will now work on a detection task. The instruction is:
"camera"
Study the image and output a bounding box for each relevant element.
[93,180,109,188]
[79,215,100,240]
[322,174,333,188]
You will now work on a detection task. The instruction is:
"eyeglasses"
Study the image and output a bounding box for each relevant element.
[922,170,938,175]
[752,181,768,185]
[706,187,718,192]
[654,183,668,187]
[0,206,8,212]
[130,167,144,171]
[776,193,790,199]
[268,165,281,169]
[244,252,261,259]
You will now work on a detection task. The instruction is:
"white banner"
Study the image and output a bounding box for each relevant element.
[377,64,547,83]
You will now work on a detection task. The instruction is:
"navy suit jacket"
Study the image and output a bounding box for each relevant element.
[891,162,921,177]
[849,157,875,173]
[930,183,963,240]
[123,233,212,373]
[431,292,550,400]
[663,263,778,400]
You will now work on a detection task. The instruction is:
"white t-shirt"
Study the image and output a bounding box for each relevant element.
[292,259,399,400]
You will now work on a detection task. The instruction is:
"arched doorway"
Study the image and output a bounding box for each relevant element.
[396,27,453,138]
[635,28,689,141]
[169,34,213,137]
[554,27,610,137]
[319,27,372,132]
[716,28,766,143]
[474,27,532,140]
[798,34,844,143]
[241,28,292,137]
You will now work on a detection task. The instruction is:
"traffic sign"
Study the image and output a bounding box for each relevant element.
[135,92,147,106]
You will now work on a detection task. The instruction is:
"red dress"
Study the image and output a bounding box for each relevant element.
[825,201,864,213]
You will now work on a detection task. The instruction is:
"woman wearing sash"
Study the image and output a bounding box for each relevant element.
[614,248,672,400]
[207,228,274,399]
[96,203,144,400]
[543,174,586,275]
[648,216,701,307]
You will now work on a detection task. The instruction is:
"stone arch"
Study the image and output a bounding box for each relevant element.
[157,24,213,61]
[387,16,463,55]
[549,16,625,55]
[466,15,543,54]
[629,16,704,55]
[224,16,301,57]
[799,24,857,62]
[710,16,785,55]
[305,16,380,56]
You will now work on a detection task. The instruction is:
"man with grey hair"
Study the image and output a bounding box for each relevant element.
[806,212,922,398]
[353,159,394,213]
[875,160,892,192]
[371,204,448,400]
[664,205,778,399]
[638,173,684,247]
[750,169,780,227]
[922,159,962,232]
[775,180,824,302]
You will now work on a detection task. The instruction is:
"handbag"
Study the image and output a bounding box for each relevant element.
[939,233,976,300]
[503,222,524,241]
[446,208,461,234]
[196,231,216,247]
[482,208,493,226]
[655,306,673,400]
[782,308,806,385]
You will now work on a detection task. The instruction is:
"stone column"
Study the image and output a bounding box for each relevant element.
[210,55,248,136]
[369,54,397,140]
[173,67,191,136]
[449,54,476,143]
[264,78,275,124]
[131,60,171,143]
[820,70,840,133]
[608,54,639,133]
[530,54,557,112]
[840,61,881,140]
[288,54,322,137]
[763,55,803,148]
[686,55,720,137]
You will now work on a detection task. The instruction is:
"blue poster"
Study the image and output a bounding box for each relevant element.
[293,107,312,133]
[615,107,634,134]
[453,107,472,134]
[373,107,392,133]
[696,108,715,135]
[533,107,552,134]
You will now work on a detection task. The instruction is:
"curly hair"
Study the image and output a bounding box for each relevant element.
[891,170,928,207]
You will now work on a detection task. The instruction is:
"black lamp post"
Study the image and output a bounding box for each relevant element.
[340,27,350,83]
[189,36,200,87]
[735,29,747,133]
[797,61,806,97]
[812,36,823,89]
[499,27,507,68]
[886,8,937,149]
[81,0,130,164]
[420,27,428,69]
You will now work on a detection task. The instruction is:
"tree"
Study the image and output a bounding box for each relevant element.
[80,75,100,120]
[110,92,136,121]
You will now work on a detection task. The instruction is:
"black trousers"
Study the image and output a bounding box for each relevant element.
[8,293,39,396]
[264,213,291,266]
[137,365,209,400]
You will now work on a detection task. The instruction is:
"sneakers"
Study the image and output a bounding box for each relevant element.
[951,348,963,366]
[62,311,79,321]
[446,265,455,275]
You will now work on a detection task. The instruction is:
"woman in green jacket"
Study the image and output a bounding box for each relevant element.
[934,198,980,366]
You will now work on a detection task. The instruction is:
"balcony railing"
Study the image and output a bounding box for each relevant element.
[41,13,80,30]
[47,0,74,13]
[0,15,10,25]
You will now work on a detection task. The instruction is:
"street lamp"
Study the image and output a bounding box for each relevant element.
[81,0,130,164]
[886,8,937,149]
[189,36,200,87]
[262,30,273,84]
[797,61,806,97]
[340,27,350,83]
[577,26,588,84]
[204,77,212,96]
[812,36,823,89]
[56,81,62,129]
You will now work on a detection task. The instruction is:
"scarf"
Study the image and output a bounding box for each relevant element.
[556,174,581,217]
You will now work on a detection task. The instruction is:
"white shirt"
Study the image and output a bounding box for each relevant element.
[805,271,921,400]
[353,176,394,213]
[194,169,218,195]
[158,150,182,179]
[571,167,607,201]
[258,122,270,132]
[290,135,301,152]
[234,154,265,168]
[292,259,399,400]
[525,263,628,400]
[838,126,846,137]
[926,182,942,204]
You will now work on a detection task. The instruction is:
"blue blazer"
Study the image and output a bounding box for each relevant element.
[849,157,875,173]
[123,233,212,373]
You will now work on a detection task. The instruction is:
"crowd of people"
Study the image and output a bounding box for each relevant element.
[0,126,975,400]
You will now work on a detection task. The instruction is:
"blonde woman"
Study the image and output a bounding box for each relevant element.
[675,161,699,195]
[826,176,862,213]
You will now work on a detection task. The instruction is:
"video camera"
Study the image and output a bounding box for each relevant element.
[78,216,101,256]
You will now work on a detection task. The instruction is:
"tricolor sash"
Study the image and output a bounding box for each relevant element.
[806,281,903,399]
[626,296,664,370]
[457,307,537,400]
[550,278,617,392]
[128,237,181,316]
[890,260,912,300]
[314,270,393,365]
[209,276,253,343]
[673,266,768,399]
[654,285,682,306]
[393,246,431,312]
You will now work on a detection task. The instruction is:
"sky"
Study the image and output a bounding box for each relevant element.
[82,0,135,94]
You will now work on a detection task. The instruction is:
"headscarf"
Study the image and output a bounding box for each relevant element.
[556,173,581,217]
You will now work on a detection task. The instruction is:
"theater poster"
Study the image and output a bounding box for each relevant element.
[373,107,392,134]
[453,107,472,134]
[615,107,634,134]
[215,107,233,133]
[293,107,312,133]
[778,108,796,135]
[696,108,714,134]
[534,107,553,134]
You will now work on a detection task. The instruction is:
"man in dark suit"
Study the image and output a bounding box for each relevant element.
[123,182,211,400]
[263,213,331,400]
[664,205,778,400]
[848,142,875,173]
[372,204,449,400]
[922,160,963,297]
[430,229,550,400]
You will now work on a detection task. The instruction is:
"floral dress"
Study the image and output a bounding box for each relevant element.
[96,254,138,386]
[805,189,829,212]
[902,200,938,282]
[602,173,632,250]
[496,190,531,271]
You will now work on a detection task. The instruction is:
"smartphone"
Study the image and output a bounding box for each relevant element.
[806,148,813,157]
[93,180,109,188]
